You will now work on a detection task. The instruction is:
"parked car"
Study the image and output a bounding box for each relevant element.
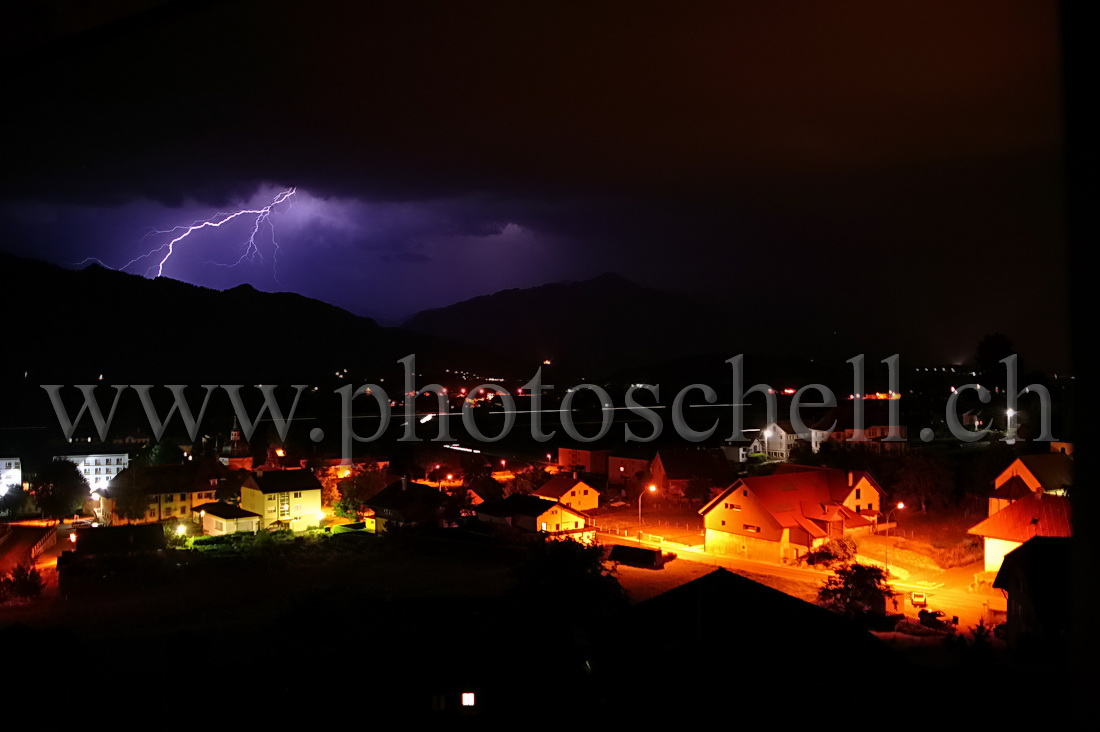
[910,591,928,607]
[71,520,93,529]
[918,609,952,630]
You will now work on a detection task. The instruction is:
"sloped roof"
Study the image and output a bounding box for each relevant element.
[365,480,443,514]
[534,475,594,499]
[73,524,166,555]
[192,501,261,520]
[655,448,736,483]
[993,537,1072,623]
[968,494,1072,543]
[700,466,879,536]
[990,475,1033,501]
[252,469,323,494]
[110,458,231,496]
[1018,454,1073,492]
[476,494,558,519]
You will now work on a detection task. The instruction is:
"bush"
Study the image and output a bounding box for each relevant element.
[8,563,45,599]
[804,537,858,568]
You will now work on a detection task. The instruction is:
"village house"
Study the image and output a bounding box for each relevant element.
[101,459,232,524]
[364,478,443,533]
[650,448,737,500]
[993,536,1071,656]
[556,447,609,475]
[968,492,1071,573]
[607,447,653,487]
[532,475,600,512]
[969,452,1073,572]
[758,421,810,461]
[240,469,324,531]
[191,501,262,535]
[475,494,593,542]
[698,465,884,563]
[809,402,908,454]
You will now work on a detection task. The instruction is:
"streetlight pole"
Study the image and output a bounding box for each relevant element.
[639,484,656,526]
[884,502,905,576]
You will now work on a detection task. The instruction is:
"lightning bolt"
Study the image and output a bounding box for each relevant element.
[79,187,296,282]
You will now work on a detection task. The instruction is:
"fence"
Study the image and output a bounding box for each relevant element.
[29,526,57,561]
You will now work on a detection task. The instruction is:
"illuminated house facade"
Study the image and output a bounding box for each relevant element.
[191,501,261,536]
[758,421,810,461]
[557,447,609,474]
[240,469,323,531]
[1,457,22,490]
[476,494,593,542]
[968,493,1071,573]
[699,465,883,563]
[101,459,231,524]
[54,446,131,492]
[969,453,1073,572]
[533,475,600,512]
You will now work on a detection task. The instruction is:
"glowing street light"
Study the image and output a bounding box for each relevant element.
[175,524,187,536]
[639,484,657,525]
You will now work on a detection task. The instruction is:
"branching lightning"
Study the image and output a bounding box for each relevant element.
[79,187,296,282]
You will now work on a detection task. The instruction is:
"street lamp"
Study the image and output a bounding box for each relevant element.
[884,502,905,576]
[639,484,656,525]
[763,428,773,459]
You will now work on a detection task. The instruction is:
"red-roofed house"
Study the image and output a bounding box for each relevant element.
[968,493,1071,572]
[533,475,599,512]
[698,466,885,563]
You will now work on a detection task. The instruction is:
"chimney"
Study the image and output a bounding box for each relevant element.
[401,476,408,491]
[848,471,854,487]
[573,470,579,480]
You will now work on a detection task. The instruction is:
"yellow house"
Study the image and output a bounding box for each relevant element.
[192,502,262,535]
[240,469,324,531]
[533,475,600,512]
[475,494,594,542]
[102,460,230,525]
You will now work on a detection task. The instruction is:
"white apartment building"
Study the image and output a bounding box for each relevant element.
[1,458,23,491]
[54,447,131,493]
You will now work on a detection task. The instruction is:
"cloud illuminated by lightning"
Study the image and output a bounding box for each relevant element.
[79,187,296,281]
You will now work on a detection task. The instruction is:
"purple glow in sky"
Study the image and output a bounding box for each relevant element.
[0,185,588,323]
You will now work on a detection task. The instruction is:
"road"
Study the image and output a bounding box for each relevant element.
[0,525,53,574]
[597,530,1005,630]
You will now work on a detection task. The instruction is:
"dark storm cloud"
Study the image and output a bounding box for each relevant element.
[0,0,1068,365]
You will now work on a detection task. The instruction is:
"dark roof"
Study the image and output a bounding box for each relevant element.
[476,494,558,518]
[109,459,231,496]
[534,475,593,499]
[252,469,323,494]
[991,475,1033,501]
[73,524,166,556]
[193,502,261,520]
[810,401,899,431]
[655,448,736,483]
[366,480,443,513]
[993,537,1072,624]
[968,494,1072,543]
[1018,454,1073,492]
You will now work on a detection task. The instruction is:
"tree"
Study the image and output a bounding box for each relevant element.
[506,468,550,496]
[1,484,26,516]
[818,563,894,619]
[8,563,46,599]
[137,440,184,467]
[111,463,153,523]
[512,536,627,619]
[333,466,388,519]
[32,459,90,520]
[684,476,713,502]
[893,449,955,511]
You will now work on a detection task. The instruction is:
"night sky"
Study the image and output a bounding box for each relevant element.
[0,1,1067,367]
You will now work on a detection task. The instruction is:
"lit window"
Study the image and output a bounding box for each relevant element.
[461,692,476,707]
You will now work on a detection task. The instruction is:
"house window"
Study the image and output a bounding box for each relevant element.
[210,479,218,486]
[732,504,742,511]
[148,510,156,518]
[267,507,276,514]
[267,495,275,501]
[293,504,303,514]
[721,520,726,526]
[743,524,761,533]
[540,522,547,531]
[570,490,576,497]
[179,494,186,502]
[461,692,476,707]
[855,488,861,499]
[583,490,589,495]
[293,491,302,499]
